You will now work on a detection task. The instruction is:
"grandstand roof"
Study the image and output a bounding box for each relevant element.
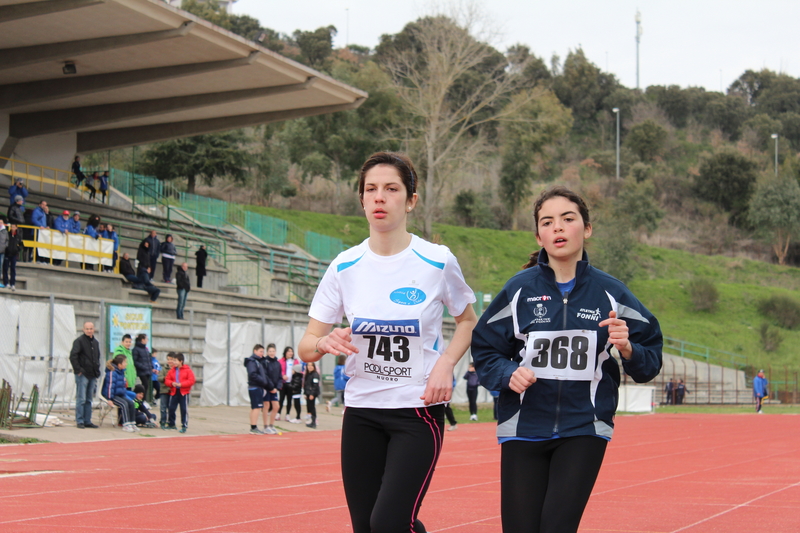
[0,0,367,153]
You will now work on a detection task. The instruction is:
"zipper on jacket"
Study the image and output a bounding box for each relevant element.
[554,290,569,434]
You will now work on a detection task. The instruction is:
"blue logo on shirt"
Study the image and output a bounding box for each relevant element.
[390,287,426,306]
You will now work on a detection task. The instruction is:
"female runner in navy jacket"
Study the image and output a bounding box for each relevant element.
[471,186,662,533]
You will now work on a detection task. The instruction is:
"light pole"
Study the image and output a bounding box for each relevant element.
[613,108,620,179]
[771,133,779,176]
[635,11,642,90]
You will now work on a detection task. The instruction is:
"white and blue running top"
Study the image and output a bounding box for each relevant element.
[309,234,475,409]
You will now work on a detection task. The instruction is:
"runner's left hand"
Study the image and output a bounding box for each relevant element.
[420,357,454,406]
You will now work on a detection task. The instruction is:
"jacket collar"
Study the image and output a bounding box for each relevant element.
[535,248,591,286]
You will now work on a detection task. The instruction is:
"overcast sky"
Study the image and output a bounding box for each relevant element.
[233,0,799,93]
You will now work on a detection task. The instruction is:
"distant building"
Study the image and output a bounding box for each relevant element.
[165,0,237,13]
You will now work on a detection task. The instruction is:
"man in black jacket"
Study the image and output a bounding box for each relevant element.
[244,344,270,434]
[69,322,101,429]
[144,230,160,280]
[6,195,25,226]
[176,262,190,319]
[132,333,152,400]
[120,252,161,303]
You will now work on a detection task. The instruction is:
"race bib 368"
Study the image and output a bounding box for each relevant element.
[522,329,598,381]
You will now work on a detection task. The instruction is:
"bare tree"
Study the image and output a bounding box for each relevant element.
[381,4,542,236]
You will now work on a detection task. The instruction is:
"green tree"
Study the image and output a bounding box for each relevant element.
[748,177,800,265]
[255,134,293,204]
[703,94,750,140]
[180,0,231,29]
[499,90,572,228]
[292,26,337,70]
[729,69,777,106]
[615,179,663,237]
[624,120,668,161]
[754,75,800,116]
[141,131,250,194]
[551,48,619,130]
[742,113,783,150]
[378,9,540,236]
[695,150,757,225]
[780,112,800,151]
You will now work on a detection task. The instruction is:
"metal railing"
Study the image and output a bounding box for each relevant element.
[663,336,748,369]
[0,156,89,201]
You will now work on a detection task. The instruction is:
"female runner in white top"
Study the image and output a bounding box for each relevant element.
[299,152,477,533]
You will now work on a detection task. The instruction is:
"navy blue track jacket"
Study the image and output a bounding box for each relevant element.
[471,250,662,440]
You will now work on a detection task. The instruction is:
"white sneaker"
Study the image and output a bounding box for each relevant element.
[448,424,458,431]
[470,414,478,421]
[122,424,135,433]
[289,418,302,424]
[10,285,15,292]
[275,414,281,421]
[265,426,278,435]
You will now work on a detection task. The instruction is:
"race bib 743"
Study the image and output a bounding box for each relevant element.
[522,329,598,381]
[351,317,424,384]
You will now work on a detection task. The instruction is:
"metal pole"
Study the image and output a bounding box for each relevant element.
[635,11,642,90]
[261,317,265,347]
[189,309,194,359]
[774,136,779,176]
[46,294,55,397]
[615,110,620,179]
[290,318,295,349]
[226,312,231,406]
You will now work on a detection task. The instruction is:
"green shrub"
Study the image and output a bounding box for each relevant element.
[759,322,783,352]
[687,278,718,312]
[757,295,800,329]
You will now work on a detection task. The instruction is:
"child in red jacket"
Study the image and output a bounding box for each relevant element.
[165,352,195,433]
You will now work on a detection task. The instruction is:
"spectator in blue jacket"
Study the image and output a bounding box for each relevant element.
[68,211,82,234]
[101,354,138,433]
[99,171,110,204]
[327,354,349,412]
[102,223,119,272]
[31,200,49,229]
[30,200,50,264]
[8,178,27,205]
[753,370,769,414]
[83,215,100,239]
[54,210,71,233]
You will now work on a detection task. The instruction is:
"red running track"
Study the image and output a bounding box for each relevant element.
[0,414,798,532]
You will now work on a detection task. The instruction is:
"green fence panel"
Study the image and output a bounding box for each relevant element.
[179,192,227,227]
[244,211,288,246]
[305,231,343,261]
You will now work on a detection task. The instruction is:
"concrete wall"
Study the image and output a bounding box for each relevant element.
[14,132,77,171]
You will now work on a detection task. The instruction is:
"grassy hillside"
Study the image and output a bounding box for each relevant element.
[247,205,800,372]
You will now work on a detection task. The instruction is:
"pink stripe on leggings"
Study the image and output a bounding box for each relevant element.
[410,407,443,532]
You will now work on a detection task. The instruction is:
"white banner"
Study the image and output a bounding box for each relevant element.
[37,229,113,266]
[0,297,20,355]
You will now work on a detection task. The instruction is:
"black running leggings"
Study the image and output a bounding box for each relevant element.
[501,436,607,533]
[306,395,316,421]
[341,405,445,533]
